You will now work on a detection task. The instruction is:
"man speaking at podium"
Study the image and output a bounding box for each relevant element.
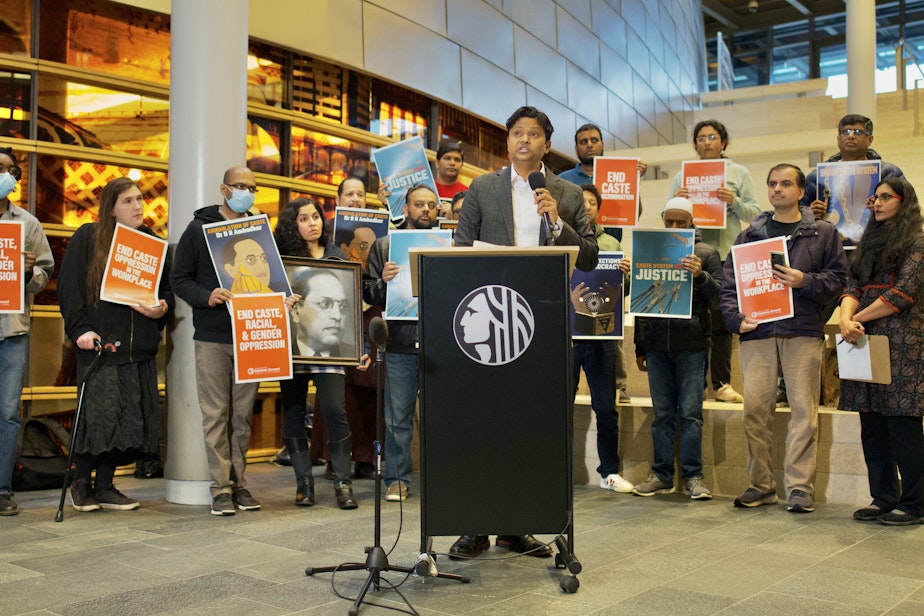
[450,106,597,559]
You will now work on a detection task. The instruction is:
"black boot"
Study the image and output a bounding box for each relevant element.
[329,435,358,510]
[284,437,315,507]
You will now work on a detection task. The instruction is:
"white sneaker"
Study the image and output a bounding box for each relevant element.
[714,383,743,403]
[600,473,634,493]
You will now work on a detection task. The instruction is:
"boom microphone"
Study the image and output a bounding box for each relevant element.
[528,171,553,237]
[369,316,388,347]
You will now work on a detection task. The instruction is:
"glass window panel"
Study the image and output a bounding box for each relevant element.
[438,103,507,171]
[0,70,31,141]
[771,42,810,84]
[37,78,168,156]
[0,0,32,55]
[248,116,282,176]
[371,78,429,142]
[34,157,168,238]
[253,185,281,226]
[291,125,371,188]
[248,41,287,108]
[39,0,171,85]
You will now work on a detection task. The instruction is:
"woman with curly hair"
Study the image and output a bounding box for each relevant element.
[58,177,172,512]
[839,177,924,525]
[273,197,370,509]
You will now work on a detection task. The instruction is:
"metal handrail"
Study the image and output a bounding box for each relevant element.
[900,37,924,86]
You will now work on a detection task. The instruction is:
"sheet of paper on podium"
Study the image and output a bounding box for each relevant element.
[835,334,891,384]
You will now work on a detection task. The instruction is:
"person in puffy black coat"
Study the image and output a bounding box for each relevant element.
[633,197,722,501]
[59,177,172,512]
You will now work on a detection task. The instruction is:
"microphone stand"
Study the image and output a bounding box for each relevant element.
[305,319,463,615]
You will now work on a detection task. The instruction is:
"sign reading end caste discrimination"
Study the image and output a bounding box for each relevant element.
[229,293,292,384]
[100,223,168,307]
[730,236,794,324]
[593,157,640,227]
[0,221,24,314]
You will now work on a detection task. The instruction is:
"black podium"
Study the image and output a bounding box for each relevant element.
[412,246,582,592]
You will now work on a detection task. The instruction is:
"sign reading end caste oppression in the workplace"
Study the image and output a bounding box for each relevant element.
[729,236,794,324]
[593,157,640,227]
[682,159,727,229]
[229,293,292,384]
[0,221,24,314]
[99,223,168,307]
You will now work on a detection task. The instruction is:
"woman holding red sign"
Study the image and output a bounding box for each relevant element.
[273,197,371,509]
[58,177,172,513]
[838,177,924,526]
[670,120,760,405]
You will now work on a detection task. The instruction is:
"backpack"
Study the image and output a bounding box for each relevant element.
[12,418,71,491]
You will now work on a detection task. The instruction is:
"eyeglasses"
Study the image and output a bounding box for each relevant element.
[840,128,871,137]
[306,298,348,313]
[225,182,258,194]
[235,254,268,266]
[866,193,903,206]
[696,134,720,143]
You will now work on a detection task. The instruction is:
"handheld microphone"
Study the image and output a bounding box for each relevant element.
[369,316,388,347]
[528,171,553,243]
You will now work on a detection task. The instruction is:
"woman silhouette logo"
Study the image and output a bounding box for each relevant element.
[453,285,535,366]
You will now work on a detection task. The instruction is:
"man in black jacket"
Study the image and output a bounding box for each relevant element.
[363,183,437,503]
[633,197,722,501]
[170,166,263,516]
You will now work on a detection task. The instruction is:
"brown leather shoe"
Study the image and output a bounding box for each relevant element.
[448,535,490,559]
[495,534,552,557]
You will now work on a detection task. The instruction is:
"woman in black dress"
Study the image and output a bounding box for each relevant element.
[839,177,924,525]
[59,177,172,512]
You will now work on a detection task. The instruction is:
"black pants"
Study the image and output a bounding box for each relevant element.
[860,413,924,517]
[709,304,732,389]
[281,372,349,443]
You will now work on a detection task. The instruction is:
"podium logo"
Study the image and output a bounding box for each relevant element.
[453,285,534,365]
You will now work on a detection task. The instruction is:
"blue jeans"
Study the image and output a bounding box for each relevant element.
[645,349,706,481]
[384,352,419,488]
[572,340,620,477]
[0,334,28,494]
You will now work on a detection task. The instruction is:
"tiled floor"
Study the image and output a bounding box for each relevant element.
[3,463,923,615]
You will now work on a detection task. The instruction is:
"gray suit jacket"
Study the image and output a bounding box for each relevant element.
[454,166,598,271]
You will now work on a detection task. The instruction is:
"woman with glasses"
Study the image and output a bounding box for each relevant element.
[58,177,173,513]
[839,177,924,526]
[273,197,371,510]
[669,119,760,404]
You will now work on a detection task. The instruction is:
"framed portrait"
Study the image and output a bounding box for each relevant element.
[282,256,363,366]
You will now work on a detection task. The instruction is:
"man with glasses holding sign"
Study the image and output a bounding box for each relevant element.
[171,166,265,516]
[803,114,904,227]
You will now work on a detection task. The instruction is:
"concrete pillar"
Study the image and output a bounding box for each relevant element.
[846,0,877,125]
[165,0,249,504]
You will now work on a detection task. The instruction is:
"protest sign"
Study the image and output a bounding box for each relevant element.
[100,223,168,306]
[682,159,727,228]
[229,293,292,383]
[593,157,640,227]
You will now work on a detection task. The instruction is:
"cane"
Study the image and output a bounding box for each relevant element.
[55,339,105,523]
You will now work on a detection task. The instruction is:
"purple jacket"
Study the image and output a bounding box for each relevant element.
[720,207,847,340]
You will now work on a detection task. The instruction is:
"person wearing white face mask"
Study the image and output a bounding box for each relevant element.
[0,148,53,516]
[171,166,265,516]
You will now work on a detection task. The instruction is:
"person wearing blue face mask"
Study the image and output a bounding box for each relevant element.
[0,148,53,516]
[171,166,265,516]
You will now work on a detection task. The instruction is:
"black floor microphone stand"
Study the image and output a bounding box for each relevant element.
[305,318,463,615]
